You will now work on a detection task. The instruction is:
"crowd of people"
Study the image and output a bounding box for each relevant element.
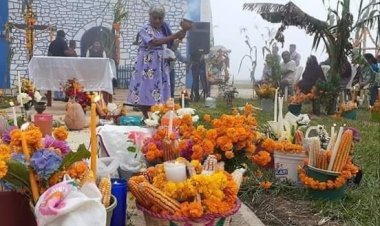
[262,43,380,108]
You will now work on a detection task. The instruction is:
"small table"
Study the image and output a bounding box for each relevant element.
[28,56,115,106]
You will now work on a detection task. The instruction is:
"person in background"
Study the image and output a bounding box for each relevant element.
[280,51,297,95]
[169,40,188,97]
[361,53,379,106]
[86,40,106,58]
[262,54,272,82]
[289,44,301,66]
[66,40,78,57]
[48,30,69,57]
[298,55,325,94]
[126,5,186,118]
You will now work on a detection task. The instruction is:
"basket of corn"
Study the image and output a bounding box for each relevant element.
[300,127,359,200]
[129,156,244,226]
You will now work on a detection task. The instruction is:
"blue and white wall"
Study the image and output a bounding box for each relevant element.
[5,0,198,88]
[0,1,10,88]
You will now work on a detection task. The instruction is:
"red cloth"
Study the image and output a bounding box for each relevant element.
[0,192,37,226]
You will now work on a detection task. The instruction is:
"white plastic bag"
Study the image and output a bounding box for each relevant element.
[97,157,120,179]
[163,44,176,60]
[118,151,141,173]
[35,178,106,226]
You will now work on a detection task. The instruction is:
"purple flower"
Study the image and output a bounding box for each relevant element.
[43,135,71,155]
[2,126,18,144]
[30,149,63,180]
[180,140,193,161]
[345,127,361,142]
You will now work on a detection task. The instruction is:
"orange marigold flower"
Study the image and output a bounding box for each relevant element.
[225,151,235,159]
[206,129,218,140]
[244,103,254,115]
[252,151,271,167]
[215,153,222,161]
[53,126,68,141]
[202,139,215,155]
[260,181,272,190]
[246,144,256,154]
[191,144,204,160]
[10,129,22,148]
[146,151,157,162]
[0,160,8,179]
[203,114,211,122]
[0,144,11,161]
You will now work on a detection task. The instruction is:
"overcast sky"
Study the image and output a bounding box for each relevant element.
[209,0,376,81]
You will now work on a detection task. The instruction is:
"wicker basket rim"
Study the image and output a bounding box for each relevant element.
[136,199,241,223]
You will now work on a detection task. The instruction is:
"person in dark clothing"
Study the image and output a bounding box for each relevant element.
[66,40,78,57]
[48,30,69,57]
[86,41,106,58]
[362,53,379,106]
[190,53,206,102]
[298,55,325,94]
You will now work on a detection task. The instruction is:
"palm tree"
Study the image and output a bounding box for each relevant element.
[244,0,380,113]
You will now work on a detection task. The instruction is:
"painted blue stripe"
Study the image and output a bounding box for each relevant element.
[0,0,10,88]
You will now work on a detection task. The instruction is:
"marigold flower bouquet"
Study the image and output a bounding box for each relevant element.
[255,84,276,99]
[0,125,91,203]
[62,78,90,111]
[17,78,44,110]
[142,104,259,173]
[129,157,242,225]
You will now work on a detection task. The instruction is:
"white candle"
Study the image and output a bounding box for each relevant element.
[164,161,187,183]
[17,71,21,94]
[181,92,185,109]
[274,88,278,122]
[278,97,284,134]
[9,102,17,127]
[331,123,336,137]
[168,110,174,136]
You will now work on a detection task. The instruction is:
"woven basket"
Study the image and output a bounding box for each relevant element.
[137,200,241,226]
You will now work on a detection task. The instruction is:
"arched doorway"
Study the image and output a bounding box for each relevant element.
[80,26,114,58]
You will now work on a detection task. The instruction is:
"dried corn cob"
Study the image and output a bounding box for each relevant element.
[139,182,180,214]
[79,170,95,187]
[99,177,111,207]
[328,127,344,171]
[332,130,353,172]
[128,179,150,207]
[294,130,304,145]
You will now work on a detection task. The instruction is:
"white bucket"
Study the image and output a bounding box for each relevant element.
[274,151,305,183]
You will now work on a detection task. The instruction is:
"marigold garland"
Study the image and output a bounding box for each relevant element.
[0,144,11,161]
[298,163,359,190]
[252,151,271,167]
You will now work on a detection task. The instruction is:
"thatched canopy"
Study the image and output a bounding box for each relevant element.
[243,2,329,35]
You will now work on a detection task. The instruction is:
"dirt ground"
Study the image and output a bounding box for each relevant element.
[245,195,342,226]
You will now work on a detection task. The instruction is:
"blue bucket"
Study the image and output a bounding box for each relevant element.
[118,116,142,126]
[110,179,127,226]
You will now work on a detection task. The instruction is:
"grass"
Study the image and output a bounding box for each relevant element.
[191,98,380,226]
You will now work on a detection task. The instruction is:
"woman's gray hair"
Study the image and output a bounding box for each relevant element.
[149,5,166,17]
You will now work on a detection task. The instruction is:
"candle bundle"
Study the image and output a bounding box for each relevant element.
[90,94,99,178]
[308,138,329,170]
[162,139,178,162]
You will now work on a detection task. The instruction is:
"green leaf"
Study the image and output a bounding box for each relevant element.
[61,144,91,169]
[127,146,137,153]
[3,160,30,189]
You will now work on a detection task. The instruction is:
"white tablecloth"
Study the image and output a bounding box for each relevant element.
[28,56,115,94]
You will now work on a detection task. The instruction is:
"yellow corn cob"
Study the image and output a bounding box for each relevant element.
[334,130,353,172]
[99,177,111,207]
[79,170,95,187]
[139,182,180,214]
[332,130,352,171]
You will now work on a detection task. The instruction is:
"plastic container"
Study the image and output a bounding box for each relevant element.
[274,151,305,183]
[118,116,142,126]
[288,104,302,116]
[342,110,357,120]
[34,113,53,136]
[306,165,346,200]
[110,179,127,226]
[106,195,117,226]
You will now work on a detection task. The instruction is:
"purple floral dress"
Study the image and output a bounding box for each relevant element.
[127,23,171,106]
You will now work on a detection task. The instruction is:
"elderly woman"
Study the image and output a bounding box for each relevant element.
[126,5,186,118]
